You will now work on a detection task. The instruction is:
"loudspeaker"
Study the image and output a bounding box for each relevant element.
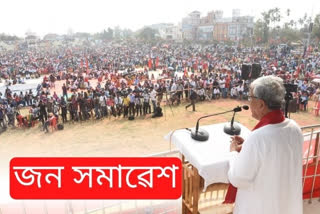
[251,64,262,79]
[241,64,251,80]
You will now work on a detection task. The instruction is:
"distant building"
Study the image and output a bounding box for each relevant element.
[25,35,39,47]
[213,22,229,41]
[150,23,174,38]
[232,9,241,18]
[182,11,201,40]
[198,25,214,41]
[228,16,254,41]
[148,23,182,41]
[176,9,254,41]
[197,10,222,41]
[163,25,183,41]
[213,18,231,41]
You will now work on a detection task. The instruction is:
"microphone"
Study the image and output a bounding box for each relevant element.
[191,105,249,141]
[224,105,249,136]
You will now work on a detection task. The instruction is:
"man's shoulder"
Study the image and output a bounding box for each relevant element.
[253,119,302,136]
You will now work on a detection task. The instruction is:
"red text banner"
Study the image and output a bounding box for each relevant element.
[10,157,182,199]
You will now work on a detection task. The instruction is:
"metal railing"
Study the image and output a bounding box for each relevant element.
[301,124,320,204]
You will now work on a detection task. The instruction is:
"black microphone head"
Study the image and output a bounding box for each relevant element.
[242,105,249,110]
[234,106,242,112]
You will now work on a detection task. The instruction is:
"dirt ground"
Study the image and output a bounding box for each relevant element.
[1,98,319,165]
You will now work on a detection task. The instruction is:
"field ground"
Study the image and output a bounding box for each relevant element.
[1,98,319,164]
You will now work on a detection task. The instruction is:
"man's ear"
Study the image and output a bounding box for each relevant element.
[259,99,266,109]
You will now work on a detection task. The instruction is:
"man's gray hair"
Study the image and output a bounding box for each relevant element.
[250,75,285,109]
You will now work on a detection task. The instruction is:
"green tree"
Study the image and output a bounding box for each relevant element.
[312,14,320,42]
[137,27,158,41]
[122,28,133,39]
[107,28,114,40]
[261,11,271,43]
[286,9,290,17]
[270,7,281,28]
[253,19,265,44]
[0,33,21,41]
[279,28,301,43]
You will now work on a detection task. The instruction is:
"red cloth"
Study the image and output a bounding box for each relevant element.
[50,116,57,130]
[303,160,320,199]
[223,109,285,203]
[17,115,24,127]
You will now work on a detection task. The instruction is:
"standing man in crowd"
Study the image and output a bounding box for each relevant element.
[227,76,303,214]
[62,83,68,101]
[39,100,47,125]
[143,89,150,115]
[128,91,135,117]
[150,87,157,113]
[185,88,197,111]
[219,76,227,98]
[60,97,67,123]
[0,105,5,129]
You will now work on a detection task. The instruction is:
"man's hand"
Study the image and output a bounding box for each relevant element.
[233,135,244,145]
[230,135,244,152]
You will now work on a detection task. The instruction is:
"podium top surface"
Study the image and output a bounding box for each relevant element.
[167,122,251,186]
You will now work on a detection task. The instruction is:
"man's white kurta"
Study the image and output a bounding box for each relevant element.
[228,119,303,214]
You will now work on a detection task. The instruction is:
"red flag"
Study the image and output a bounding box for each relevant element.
[155,57,159,68]
[86,58,89,74]
[148,58,152,69]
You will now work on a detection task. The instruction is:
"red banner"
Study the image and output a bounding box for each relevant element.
[10,157,182,199]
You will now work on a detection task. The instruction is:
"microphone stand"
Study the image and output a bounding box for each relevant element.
[191,109,235,141]
[223,111,241,136]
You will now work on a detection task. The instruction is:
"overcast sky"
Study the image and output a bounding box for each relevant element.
[1,0,319,37]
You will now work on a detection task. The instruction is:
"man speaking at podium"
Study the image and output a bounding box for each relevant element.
[227,76,303,214]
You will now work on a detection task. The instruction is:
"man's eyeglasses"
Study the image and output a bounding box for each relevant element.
[248,95,259,101]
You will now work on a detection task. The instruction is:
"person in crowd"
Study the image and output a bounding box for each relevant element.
[123,94,130,118]
[150,87,157,113]
[128,91,135,117]
[300,91,309,111]
[0,105,5,129]
[38,100,47,125]
[213,87,220,99]
[60,97,68,123]
[185,88,197,111]
[143,89,151,115]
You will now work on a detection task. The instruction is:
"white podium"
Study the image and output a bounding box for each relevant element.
[167,122,251,214]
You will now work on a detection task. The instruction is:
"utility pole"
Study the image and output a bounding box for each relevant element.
[306,4,314,57]
[307,22,313,52]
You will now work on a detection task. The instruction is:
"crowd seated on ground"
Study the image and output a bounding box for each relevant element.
[1,41,320,133]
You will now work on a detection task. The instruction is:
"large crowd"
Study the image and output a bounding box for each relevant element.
[0,41,320,133]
